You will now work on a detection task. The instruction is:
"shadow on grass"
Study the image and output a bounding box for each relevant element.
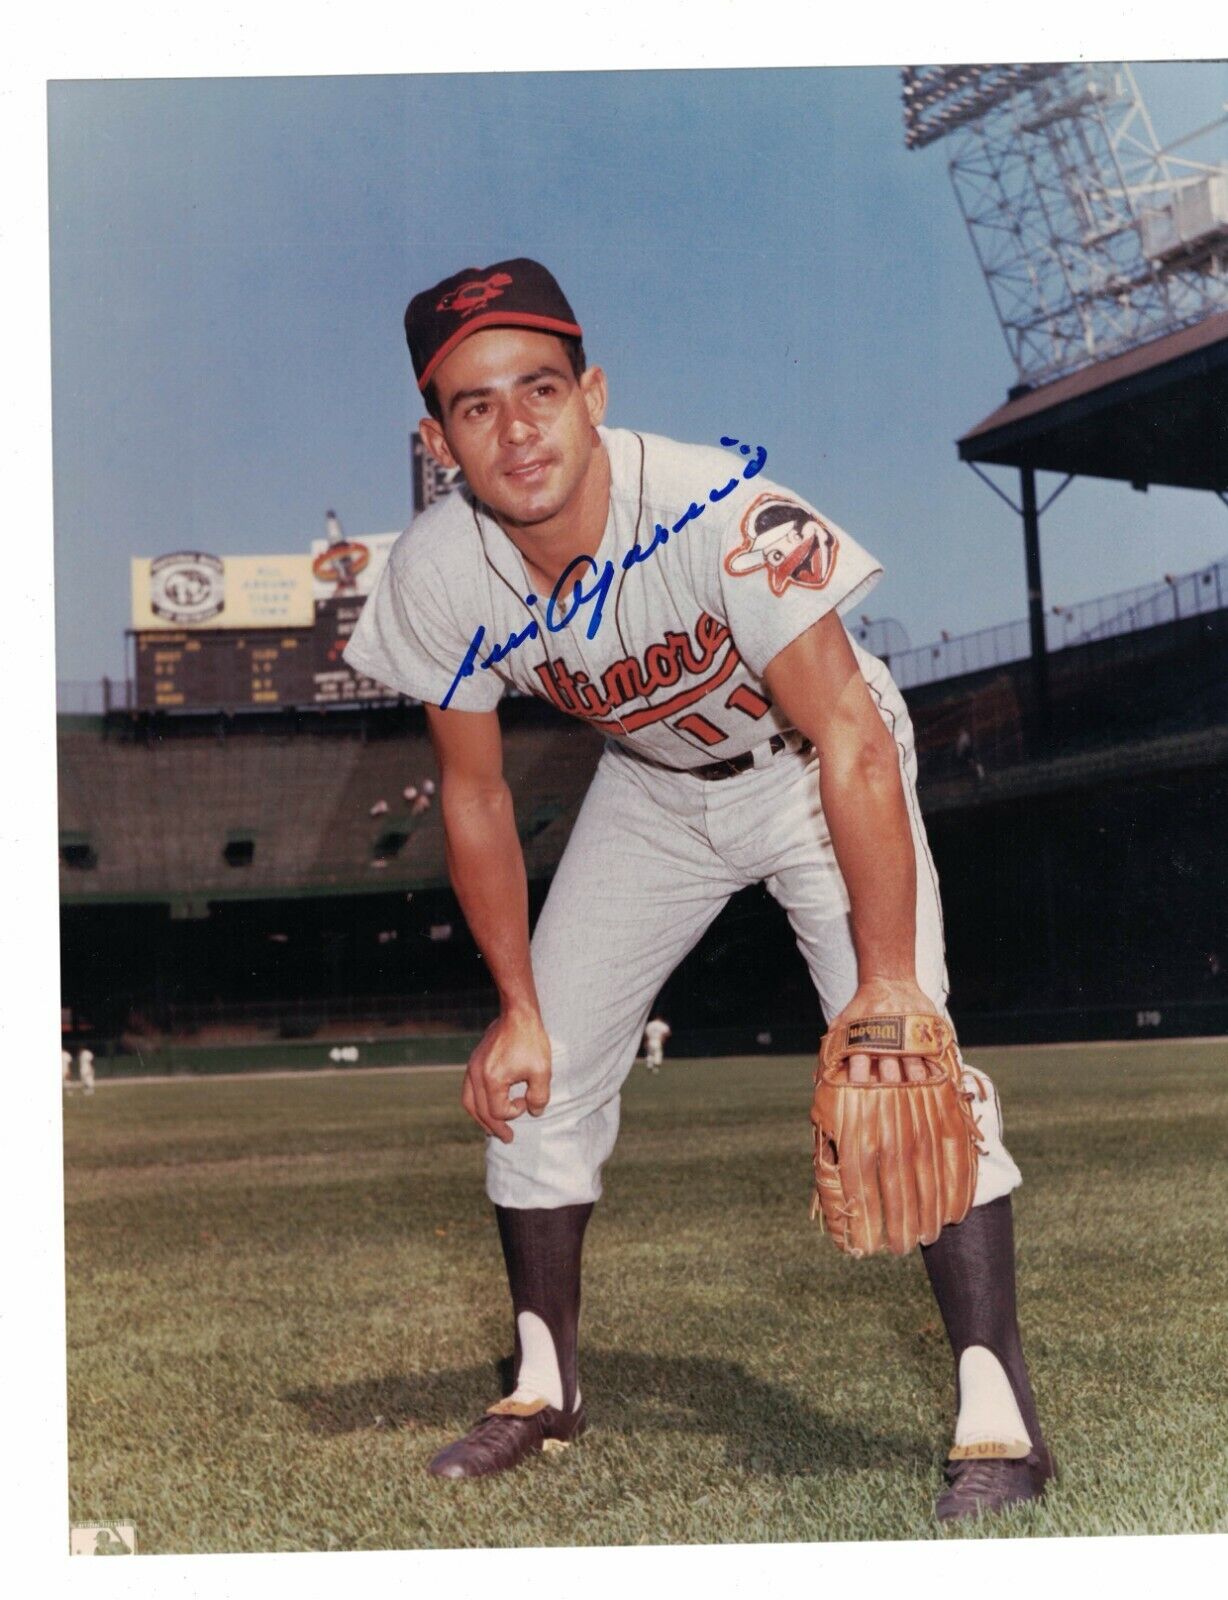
[284,1349,927,1478]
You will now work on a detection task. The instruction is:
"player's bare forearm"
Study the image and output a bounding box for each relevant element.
[766,614,933,1084]
[425,703,551,1140]
[439,787,553,1138]
[819,750,918,981]
[425,704,538,1016]
[439,778,539,1015]
[764,612,917,984]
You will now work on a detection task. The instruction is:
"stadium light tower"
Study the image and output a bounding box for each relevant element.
[902,63,1228,388]
[903,63,1228,751]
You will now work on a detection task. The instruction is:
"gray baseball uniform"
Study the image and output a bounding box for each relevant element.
[345,426,1021,1210]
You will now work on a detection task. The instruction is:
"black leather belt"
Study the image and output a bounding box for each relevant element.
[691,732,811,780]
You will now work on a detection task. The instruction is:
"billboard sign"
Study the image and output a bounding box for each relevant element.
[132,553,314,630]
[148,551,225,624]
[310,530,399,601]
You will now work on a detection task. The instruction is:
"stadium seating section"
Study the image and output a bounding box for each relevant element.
[59,607,1225,906]
[58,708,604,902]
[57,606,1228,1046]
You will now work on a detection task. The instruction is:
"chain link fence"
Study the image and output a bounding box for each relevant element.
[886,558,1226,689]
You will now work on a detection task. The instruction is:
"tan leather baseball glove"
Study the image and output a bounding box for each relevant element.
[809,1013,986,1257]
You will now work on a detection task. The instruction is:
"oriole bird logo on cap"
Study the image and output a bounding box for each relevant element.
[406,257,583,391]
[436,271,514,319]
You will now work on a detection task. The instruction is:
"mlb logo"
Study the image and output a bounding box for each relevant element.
[69,1522,137,1555]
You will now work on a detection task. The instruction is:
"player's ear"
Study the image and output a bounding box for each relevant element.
[419,418,459,471]
[579,365,607,429]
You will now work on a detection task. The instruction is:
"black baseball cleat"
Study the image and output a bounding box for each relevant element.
[426,1397,588,1479]
[935,1445,1057,1522]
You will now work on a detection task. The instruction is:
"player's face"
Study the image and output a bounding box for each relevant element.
[420,328,607,529]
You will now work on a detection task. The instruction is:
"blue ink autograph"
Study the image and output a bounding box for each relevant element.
[441,437,766,709]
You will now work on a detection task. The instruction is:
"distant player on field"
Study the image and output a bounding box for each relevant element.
[642,1017,670,1074]
[78,1047,95,1096]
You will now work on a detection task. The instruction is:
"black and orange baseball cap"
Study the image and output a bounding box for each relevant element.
[404,258,583,392]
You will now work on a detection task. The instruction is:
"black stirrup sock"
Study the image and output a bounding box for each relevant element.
[494,1201,593,1414]
[920,1194,1043,1451]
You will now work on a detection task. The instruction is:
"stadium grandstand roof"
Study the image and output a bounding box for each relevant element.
[958,309,1228,492]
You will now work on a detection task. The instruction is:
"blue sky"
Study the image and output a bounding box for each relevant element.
[48,62,1228,684]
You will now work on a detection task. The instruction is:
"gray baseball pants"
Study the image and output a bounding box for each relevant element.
[486,678,1022,1210]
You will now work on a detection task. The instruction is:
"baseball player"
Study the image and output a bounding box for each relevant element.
[344,259,1053,1520]
[642,1017,670,1074]
[62,1047,73,1091]
[78,1047,95,1095]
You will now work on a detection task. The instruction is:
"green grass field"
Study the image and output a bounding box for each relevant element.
[63,1041,1228,1553]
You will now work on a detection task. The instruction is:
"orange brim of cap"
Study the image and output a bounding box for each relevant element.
[418,310,584,390]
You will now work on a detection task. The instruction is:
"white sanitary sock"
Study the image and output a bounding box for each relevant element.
[507,1310,568,1410]
[951,1345,1032,1459]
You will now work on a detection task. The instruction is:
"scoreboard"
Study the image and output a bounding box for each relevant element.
[134,602,394,711]
[310,596,391,705]
[129,526,430,713]
[136,631,311,710]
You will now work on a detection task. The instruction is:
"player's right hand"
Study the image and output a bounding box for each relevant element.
[461,1008,552,1143]
[829,976,936,1086]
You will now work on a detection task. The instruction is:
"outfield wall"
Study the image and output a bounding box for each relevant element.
[95,1032,482,1077]
[82,994,1228,1078]
[62,754,1227,1055]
